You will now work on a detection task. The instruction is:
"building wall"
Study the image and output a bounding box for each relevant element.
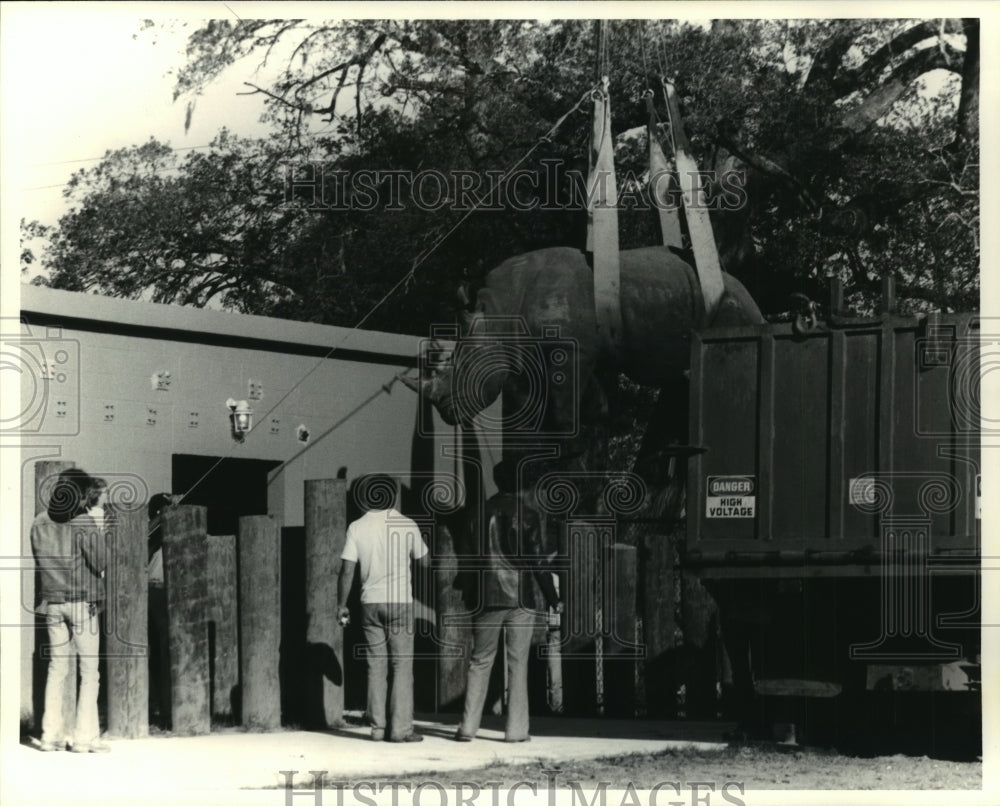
[16,286,461,723]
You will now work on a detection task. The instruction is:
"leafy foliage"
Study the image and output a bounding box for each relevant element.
[25,18,979,332]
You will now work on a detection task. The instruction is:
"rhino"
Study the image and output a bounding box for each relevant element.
[404,243,764,720]
[404,244,763,481]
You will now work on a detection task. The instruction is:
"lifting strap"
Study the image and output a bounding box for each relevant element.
[661,79,726,318]
[645,91,683,249]
[586,76,624,359]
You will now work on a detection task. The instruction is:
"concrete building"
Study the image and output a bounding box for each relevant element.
[14,285,465,725]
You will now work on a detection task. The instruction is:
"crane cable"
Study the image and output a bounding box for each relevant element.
[640,22,725,318]
[660,76,726,319]
[639,20,683,250]
[587,20,624,360]
[170,84,600,512]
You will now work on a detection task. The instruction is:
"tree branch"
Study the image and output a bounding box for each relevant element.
[257,21,303,72]
[239,32,388,118]
[355,62,365,137]
[288,26,333,69]
[844,246,973,310]
[713,133,820,210]
[805,20,866,89]
[381,76,464,97]
[831,19,962,95]
[321,64,351,119]
[912,178,977,197]
[240,82,302,108]
[838,42,961,133]
[955,18,979,144]
[292,32,387,98]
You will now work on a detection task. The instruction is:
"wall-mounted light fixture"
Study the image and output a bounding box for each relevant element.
[151,370,172,391]
[226,398,254,441]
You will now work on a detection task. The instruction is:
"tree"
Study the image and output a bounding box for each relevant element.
[29,18,978,328]
[170,16,984,316]
[29,134,301,311]
[25,131,418,324]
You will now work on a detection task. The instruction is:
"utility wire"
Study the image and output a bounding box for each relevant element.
[28,143,218,168]
[173,84,598,508]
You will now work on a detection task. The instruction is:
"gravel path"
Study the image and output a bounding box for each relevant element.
[361,744,983,791]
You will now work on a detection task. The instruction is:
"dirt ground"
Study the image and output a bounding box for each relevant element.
[360,744,983,791]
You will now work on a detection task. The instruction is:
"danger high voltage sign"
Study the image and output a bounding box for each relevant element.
[706,475,756,518]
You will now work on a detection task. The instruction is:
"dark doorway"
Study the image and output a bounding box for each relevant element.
[171,454,280,535]
[170,453,282,725]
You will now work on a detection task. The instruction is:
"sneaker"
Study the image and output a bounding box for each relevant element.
[388,733,424,743]
[38,740,65,752]
[70,741,111,754]
[504,736,531,743]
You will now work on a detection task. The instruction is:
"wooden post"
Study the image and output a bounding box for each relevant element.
[642,530,678,717]
[434,522,471,711]
[829,277,844,316]
[304,479,346,728]
[207,535,238,718]
[162,506,211,735]
[603,543,637,718]
[105,507,149,737]
[562,522,608,714]
[239,515,281,729]
[33,460,77,736]
[881,274,897,314]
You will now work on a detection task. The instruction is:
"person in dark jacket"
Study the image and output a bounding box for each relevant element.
[455,460,561,743]
[31,469,109,753]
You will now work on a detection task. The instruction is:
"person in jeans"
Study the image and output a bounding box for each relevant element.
[31,469,110,753]
[338,475,429,742]
[455,460,561,743]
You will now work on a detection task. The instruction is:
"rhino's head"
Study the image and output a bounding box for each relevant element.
[401,310,512,428]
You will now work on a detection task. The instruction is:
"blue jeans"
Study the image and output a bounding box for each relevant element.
[361,603,415,740]
[459,607,539,741]
[41,601,102,747]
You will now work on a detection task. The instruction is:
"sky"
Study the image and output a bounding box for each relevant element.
[6,7,270,229]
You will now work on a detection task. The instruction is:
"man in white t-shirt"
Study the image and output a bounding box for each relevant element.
[338,475,429,742]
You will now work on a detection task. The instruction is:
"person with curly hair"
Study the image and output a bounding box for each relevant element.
[31,468,109,753]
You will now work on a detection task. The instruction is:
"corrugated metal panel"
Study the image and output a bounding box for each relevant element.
[687,314,979,562]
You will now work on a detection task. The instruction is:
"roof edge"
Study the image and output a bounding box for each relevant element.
[19,284,425,361]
